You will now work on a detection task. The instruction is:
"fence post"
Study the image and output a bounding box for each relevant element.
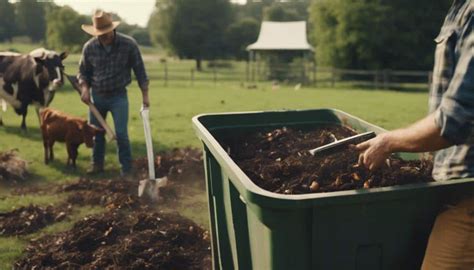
[312,62,317,87]
[428,71,433,90]
[191,68,195,86]
[331,68,336,87]
[164,62,168,87]
[301,65,305,85]
[374,70,379,89]
[246,61,249,82]
[383,69,390,89]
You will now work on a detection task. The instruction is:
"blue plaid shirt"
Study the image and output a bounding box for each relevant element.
[78,32,149,97]
[429,0,474,180]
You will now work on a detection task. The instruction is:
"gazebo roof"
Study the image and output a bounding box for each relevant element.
[247,21,313,51]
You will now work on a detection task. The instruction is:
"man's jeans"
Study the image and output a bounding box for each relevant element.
[90,91,132,174]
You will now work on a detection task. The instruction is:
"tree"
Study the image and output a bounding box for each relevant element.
[15,0,46,42]
[130,28,152,46]
[0,0,15,42]
[264,2,308,22]
[45,6,89,53]
[150,0,233,70]
[310,0,451,70]
[225,18,260,60]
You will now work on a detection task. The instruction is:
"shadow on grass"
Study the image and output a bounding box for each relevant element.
[0,125,43,143]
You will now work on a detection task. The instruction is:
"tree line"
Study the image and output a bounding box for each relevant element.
[0,0,452,71]
[0,0,151,53]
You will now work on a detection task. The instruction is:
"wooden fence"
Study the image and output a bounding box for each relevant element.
[156,61,433,90]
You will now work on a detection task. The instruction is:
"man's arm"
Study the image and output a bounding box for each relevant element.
[78,45,92,105]
[130,43,150,107]
[357,20,474,170]
[356,114,452,170]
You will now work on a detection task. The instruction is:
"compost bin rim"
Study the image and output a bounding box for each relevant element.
[192,109,474,208]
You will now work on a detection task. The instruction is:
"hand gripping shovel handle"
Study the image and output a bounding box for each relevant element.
[65,74,116,141]
[140,107,155,180]
[89,103,116,141]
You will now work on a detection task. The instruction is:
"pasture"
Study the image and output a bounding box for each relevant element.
[0,44,429,268]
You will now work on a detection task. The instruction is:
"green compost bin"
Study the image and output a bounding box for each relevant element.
[192,108,474,270]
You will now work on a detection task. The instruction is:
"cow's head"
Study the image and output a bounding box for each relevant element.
[29,48,68,106]
[81,121,104,148]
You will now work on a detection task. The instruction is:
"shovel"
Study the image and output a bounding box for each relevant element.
[138,106,168,201]
[309,131,376,156]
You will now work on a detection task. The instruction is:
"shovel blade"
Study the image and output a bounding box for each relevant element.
[138,176,168,202]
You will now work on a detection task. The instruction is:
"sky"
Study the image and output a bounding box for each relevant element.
[53,0,247,27]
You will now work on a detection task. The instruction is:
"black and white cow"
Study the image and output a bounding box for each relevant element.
[0,48,68,130]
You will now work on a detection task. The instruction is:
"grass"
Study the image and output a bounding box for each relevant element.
[0,51,431,267]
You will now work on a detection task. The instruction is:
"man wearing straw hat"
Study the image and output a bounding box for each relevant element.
[78,10,150,177]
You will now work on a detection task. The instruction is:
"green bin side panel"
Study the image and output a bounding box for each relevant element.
[310,195,438,270]
[205,147,253,270]
[246,205,312,270]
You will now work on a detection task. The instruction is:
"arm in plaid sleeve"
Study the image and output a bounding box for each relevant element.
[130,42,149,91]
[78,44,93,87]
[435,19,474,145]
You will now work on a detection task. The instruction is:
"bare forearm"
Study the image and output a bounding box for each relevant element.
[141,85,150,107]
[385,113,452,153]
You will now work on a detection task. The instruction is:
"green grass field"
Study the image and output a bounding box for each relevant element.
[0,48,430,267]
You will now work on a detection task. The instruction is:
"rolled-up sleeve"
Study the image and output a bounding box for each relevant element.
[434,23,474,145]
[78,45,92,87]
[130,42,149,90]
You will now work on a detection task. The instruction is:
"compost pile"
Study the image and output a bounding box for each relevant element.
[14,210,211,270]
[0,149,28,183]
[0,204,69,236]
[61,148,205,208]
[223,126,433,194]
[12,148,211,269]
[134,147,204,184]
[134,147,206,202]
[62,178,141,210]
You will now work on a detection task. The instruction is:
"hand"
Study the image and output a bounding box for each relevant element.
[142,91,150,108]
[355,133,392,171]
[81,88,91,105]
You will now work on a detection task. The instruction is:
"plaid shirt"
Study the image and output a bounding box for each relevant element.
[78,32,149,97]
[429,0,474,180]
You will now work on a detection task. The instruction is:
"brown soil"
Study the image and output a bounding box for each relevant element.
[134,147,204,185]
[0,204,70,236]
[11,148,210,269]
[60,148,206,209]
[222,126,434,194]
[14,209,211,270]
[62,178,142,210]
[0,149,29,183]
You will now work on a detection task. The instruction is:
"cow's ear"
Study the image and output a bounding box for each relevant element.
[34,57,44,65]
[60,51,68,60]
[33,57,44,75]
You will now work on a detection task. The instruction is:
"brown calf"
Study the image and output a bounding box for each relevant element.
[40,108,102,168]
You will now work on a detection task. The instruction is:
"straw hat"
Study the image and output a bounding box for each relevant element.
[81,10,120,36]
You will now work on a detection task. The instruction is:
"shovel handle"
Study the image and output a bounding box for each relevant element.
[141,108,155,180]
[309,131,376,156]
[89,103,116,141]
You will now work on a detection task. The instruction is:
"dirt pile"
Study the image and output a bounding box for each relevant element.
[0,149,28,183]
[223,126,433,194]
[15,210,211,270]
[0,204,69,236]
[134,147,204,185]
[62,178,141,210]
